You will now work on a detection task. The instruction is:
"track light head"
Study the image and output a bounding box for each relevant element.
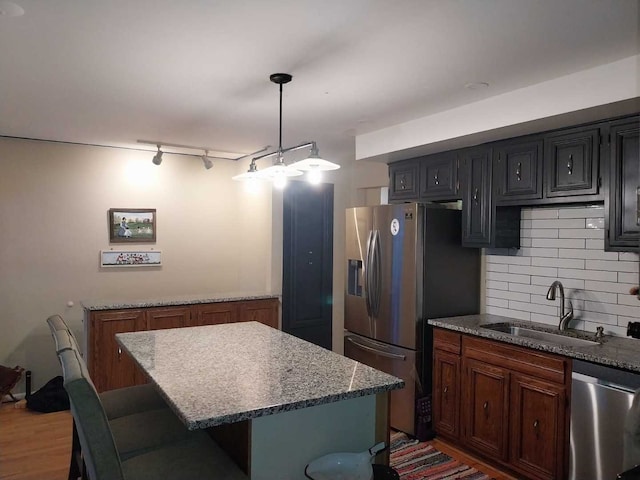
[201,152,214,170]
[152,145,163,165]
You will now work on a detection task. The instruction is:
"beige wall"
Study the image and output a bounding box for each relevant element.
[0,137,388,393]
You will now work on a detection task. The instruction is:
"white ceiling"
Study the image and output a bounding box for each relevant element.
[1,0,638,162]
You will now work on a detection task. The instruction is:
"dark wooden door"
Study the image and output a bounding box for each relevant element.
[606,116,640,251]
[419,152,460,200]
[462,357,510,461]
[433,349,460,439]
[388,159,420,202]
[282,181,333,349]
[510,373,566,480]
[461,147,492,247]
[494,138,543,203]
[189,303,238,326]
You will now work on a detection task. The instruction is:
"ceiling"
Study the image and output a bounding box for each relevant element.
[1,0,638,163]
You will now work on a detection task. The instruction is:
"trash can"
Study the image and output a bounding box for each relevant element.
[372,464,400,480]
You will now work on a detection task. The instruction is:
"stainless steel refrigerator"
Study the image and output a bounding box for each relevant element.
[344,203,479,438]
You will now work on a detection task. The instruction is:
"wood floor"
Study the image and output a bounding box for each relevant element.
[0,401,516,480]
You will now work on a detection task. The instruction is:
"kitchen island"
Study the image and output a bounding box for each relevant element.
[116,321,404,480]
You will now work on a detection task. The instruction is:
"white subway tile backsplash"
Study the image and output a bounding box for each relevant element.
[532,238,586,249]
[486,280,509,291]
[558,248,619,260]
[509,265,557,277]
[486,255,531,265]
[484,205,638,338]
[532,257,585,269]
[558,229,604,239]
[585,239,605,250]
[558,268,617,282]
[585,217,605,229]
[586,260,638,273]
[558,206,604,218]
[585,280,637,294]
[486,306,531,321]
[486,271,531,284]
[515,247,559,258]
[522,208,559,220]
[619,272,639,283]
[531,219,585,229]
[487,289,530,302]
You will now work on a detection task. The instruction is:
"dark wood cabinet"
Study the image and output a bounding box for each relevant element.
[87,298,280,392]
[419,152,460,200]
[388,159,419,202]
[433,329,570,480]
[544,126,600,198]
[461,147,520,248]
[510,373,566,480]
[462,357,510,460]
[433,349,460,439]
[91,309,146,392]
[606,116,640,251]
[494,138,543,203]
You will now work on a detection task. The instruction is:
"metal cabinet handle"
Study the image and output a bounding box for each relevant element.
[117,347,122,360]
[483,401,488,410]
[434,169,439,186]
[516,162,522,181]
[533,419,539,428]
[400,175,406,189]
[443,386,449,394]
[567,154,573,175]
[473,188,479,204]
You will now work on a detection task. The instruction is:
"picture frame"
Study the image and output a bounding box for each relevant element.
[100,249,162,268]
[108,208,156,243]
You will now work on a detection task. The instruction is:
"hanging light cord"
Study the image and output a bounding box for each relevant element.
[278,81,284,155]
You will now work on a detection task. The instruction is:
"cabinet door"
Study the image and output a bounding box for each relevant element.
[461,148,492,247]
[189,302,239,327]
[494,139,543,203]
[433,350,460,439]
[419,153,460,201]
[606,117,640,251]
[510,373,566,480]
[238,299,279,329]
[388,160,419,202]
[544,127,600,198]
[91,310,145,392]
[145,306,190,331]
[462,357,510,460]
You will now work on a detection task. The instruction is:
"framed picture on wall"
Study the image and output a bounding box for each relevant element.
[108,208,156,243]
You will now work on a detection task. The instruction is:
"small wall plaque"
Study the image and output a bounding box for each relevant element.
[100,250,162,268]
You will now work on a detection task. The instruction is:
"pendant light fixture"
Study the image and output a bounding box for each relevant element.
[232,73,339,187]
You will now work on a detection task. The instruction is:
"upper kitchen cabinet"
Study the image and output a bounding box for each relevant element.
[388,159,420,202]
[494,137,543,204]
[605,116,640,252]
[460,147,520,248]
[419,152,461,201]
[544,126,601,200]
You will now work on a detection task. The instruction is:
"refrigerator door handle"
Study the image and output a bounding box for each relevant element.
[371,229,381,317]
[364,230,373,318]
[346,336,407,360]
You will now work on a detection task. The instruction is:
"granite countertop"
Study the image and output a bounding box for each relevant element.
[116,321,404,430]
[81,292,279,311]
[429,314,640,373]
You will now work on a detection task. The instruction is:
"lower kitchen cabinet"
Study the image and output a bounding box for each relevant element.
[87,297,280,392]
[462,357,510,461]
[510,373,566,480]
[432,329,570,480]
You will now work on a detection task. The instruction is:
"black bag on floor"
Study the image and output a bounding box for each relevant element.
[27,376,69,413]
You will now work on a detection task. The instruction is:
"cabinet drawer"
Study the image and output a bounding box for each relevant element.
[462,336,568,384]
[434,328,461,354]
[389,160,419,201]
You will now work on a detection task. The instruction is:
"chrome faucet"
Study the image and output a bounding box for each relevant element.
[546,281,573,331]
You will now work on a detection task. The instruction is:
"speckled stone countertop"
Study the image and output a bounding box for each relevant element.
[116,321,404,430]
[429,314,640,373]
[81,292,279,311]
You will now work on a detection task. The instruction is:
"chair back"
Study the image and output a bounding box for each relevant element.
[58,348,125,480]
[46,314,82,354]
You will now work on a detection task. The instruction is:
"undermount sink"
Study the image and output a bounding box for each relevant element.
[481,323,600,347]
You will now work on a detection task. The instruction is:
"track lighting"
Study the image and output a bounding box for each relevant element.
[232,73,339,187]
[201,151,214,170]
[152,145,163,165]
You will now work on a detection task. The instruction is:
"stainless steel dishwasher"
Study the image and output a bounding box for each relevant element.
[570,359,640,480]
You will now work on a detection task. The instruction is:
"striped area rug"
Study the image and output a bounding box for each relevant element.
[390,432,492,480]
